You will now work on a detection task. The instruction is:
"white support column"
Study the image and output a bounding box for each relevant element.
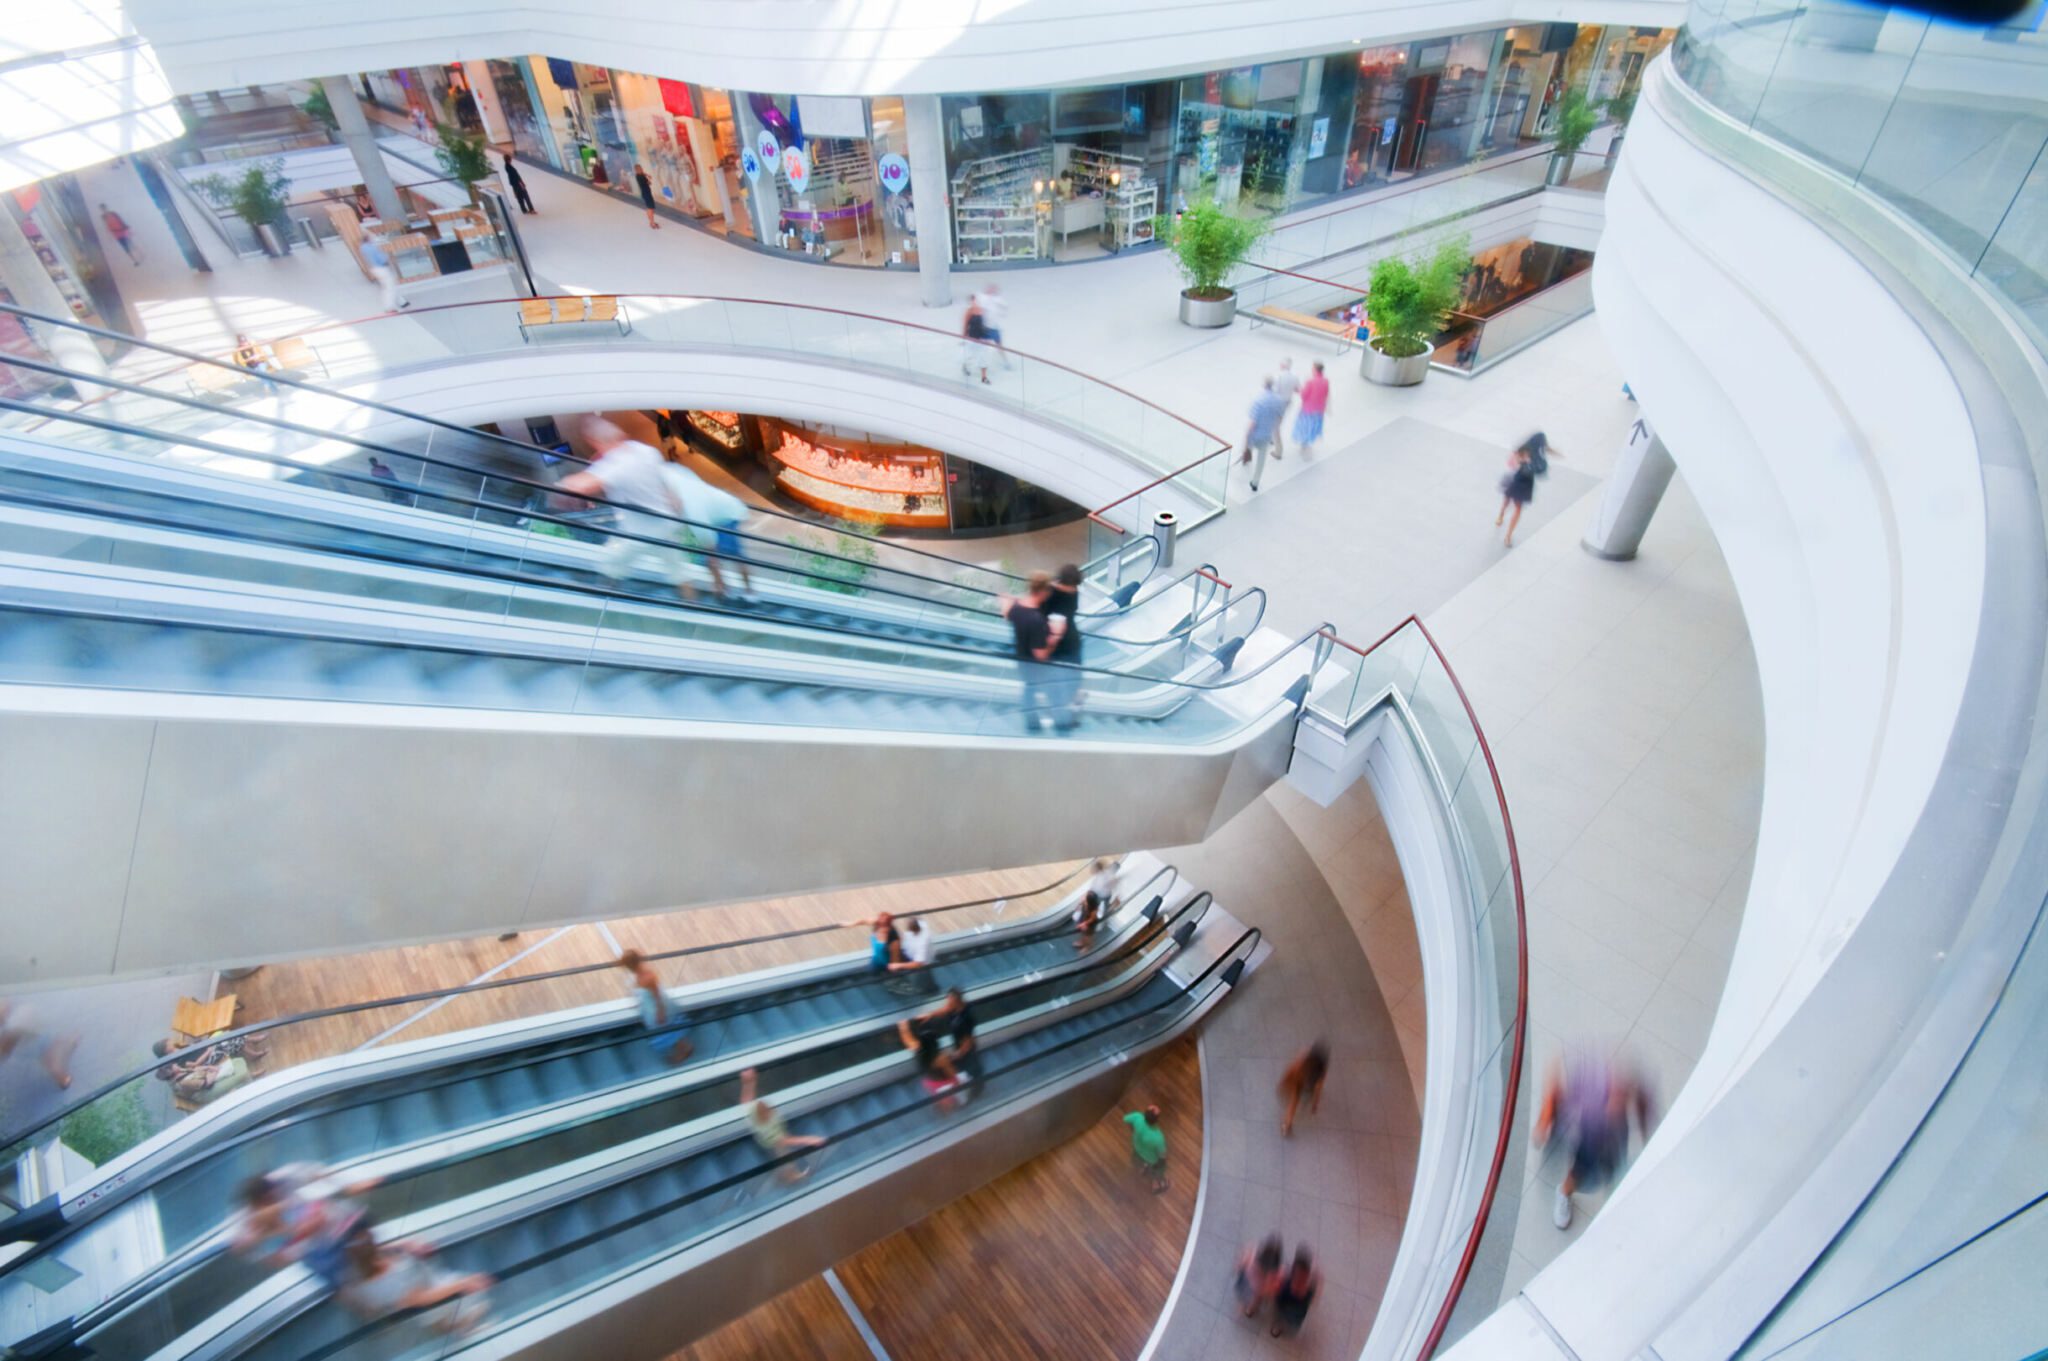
[462,61,510,147]
[1582,415,1676,561]
[903,94,953,309]
[321,74,405,223]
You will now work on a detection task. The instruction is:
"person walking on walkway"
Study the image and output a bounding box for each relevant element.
[98,204,141,264]
[661,459,756,600]
[1535,1051,1654,1229]
[615,948,693,1064]
[230,1162,380,1289]
[502,158,534,214]
[1242,378,1288,493]
[360,235,406,311]
[0,1002,78,1091]
[1278,1041,1329,1136]
[894,916,938,992]
[1292,360,1330,458]
[1270,1247,1321,1338]
[960,295,994,384]
[338,1234,493,1334]
[1495,430,1556,548]
[1271,358,1301,458]
[972,283,1011,369]
[634,164,661,229]
[899,1006,964,1110]
[1235,1235,1285,1318]
[1124,1103,1169,1193]
[1001,571,1059,733]
[740,1067,828,1182]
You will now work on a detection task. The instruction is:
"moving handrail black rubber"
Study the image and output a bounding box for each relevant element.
[0,440,1277,702]
[43,882,1203,1358]
[229,920,1261,1361]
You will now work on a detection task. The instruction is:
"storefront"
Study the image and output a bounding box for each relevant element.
[6,179,129,332]
[471,20,1669,272]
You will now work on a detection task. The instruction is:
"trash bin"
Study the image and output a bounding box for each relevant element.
[294,216,322,250]
[1152,510,1178,569]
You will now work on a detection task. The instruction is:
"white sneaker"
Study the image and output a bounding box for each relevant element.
[1552,1189,1573,1229]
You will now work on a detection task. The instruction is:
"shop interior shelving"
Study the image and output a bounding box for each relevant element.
[951,148,1054,263]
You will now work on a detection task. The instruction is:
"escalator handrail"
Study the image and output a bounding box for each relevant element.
[0,302,1043,594]
[0,461,1304,700]
[0,858,1115,1161]
[0,371,1017,620]
[49,875,1201,1341]
[277,918,1261,1361]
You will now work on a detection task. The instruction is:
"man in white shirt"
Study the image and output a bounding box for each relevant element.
[890,916,938,995]
[1271,357,1301,459]
[556,417,691,599]
[972,284,1011,369]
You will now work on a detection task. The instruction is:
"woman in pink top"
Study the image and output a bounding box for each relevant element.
[1291,361,1330,456]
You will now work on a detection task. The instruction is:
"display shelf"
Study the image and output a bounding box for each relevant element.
[776,465,948,526]
[1108,179,1159,251]
[685,409,745,451]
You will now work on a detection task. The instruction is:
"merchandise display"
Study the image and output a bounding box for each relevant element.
[951,148,1053,263]
[685,410,747,451]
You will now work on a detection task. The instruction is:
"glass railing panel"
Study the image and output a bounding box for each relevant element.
[1979,150,2048,344]
[1450,743,1514,914]
[1750,5,1925,180]
[725,299,798,355]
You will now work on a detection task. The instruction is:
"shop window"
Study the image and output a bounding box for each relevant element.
[1173,63,1306,217]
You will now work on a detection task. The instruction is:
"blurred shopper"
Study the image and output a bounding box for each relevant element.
[1535,1051,1655,1229]
[338,1234,492,1334]
[1278,1041,1330,1137]
[360,235,406,311]
[558,418,691,601]
[232,334,274,373]
[1271,358,1301,457]
[1072,889,1104,953]
[740,1067,828,1182]
[1293,360,1330,457]
[1124,1103,1169,1193]
[895,916,938,992]
[98,204,140,264]
[847,909,913,992]
[972,283,1011,368]
[1235,1234,1285,1317]
[1001,571,1059,733]
[1039,562,1084,730]
[502,158,534,214]
[936,986,977,1084]
[0,1003,78,1091]
[615,948,693,1064]
[661,461,755,600]
[1495,430,1556,549]
[1270,1247,1321,1339]
[231,1163,380,1289]
[634,164,661,229]
[1242,378,1288,493]
[960,295,993,384]
[899,1007,963,1110]
[367,455,409,504]
[1088,857,1120,909]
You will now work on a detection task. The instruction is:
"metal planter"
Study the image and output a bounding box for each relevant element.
[1178,290,1237,328]
[1361,339,1431,387]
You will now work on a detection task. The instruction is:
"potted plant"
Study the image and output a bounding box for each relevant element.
[1152,198,1267,328]
[1360,239,1471,387]
[1547,89,1602,186]
[434,124,494,207]
[300,83,338,133]
[197,159,293,256]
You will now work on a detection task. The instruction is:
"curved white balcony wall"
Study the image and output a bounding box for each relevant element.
[238,346,1217,523]
[0,1,184,192]
[123,0,1685,98]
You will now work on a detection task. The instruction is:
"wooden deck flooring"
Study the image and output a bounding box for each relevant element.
[666,1037,1203,1361]
[227,861,1086,1072]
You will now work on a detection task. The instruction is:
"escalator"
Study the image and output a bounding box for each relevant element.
[155,915,1260,1361]
[0,859,1193,1357]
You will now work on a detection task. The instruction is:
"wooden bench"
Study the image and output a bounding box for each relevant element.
[185,338,326,397]
[517,295,633,341]
[1254,305,1354,339]
[172,993,238,1043]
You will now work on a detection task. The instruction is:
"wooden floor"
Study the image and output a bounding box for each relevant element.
[228,861,1086,1071]
[667,1037,1203,1361]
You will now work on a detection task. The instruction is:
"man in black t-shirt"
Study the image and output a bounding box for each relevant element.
[1041,563,1084,730]
[1003,571,1057,734]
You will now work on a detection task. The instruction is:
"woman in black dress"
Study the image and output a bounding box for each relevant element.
[633,163,660,230]
[1495,430,1554,548]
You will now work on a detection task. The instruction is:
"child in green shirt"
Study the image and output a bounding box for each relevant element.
[1124,1105,1169,1193]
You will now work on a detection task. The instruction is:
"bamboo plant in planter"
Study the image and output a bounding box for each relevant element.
[1604,88,1638,165]
[1360,239,1471,386]
[1547,89,1602,186]
[1153,199,1267,328]
[435,125,495,207]
[196,159,294,256]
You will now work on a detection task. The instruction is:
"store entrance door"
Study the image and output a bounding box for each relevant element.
[1391,74,1439,177]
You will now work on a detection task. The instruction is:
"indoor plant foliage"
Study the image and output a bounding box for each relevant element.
[196,159,293,254]
[435,125,495,206]
[1361,239,1470,385]
[300,83,338,131]
[1549,89,1602,182]
[1154,198,1267,327]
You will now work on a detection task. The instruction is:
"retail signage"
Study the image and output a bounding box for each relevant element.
[783,146,810,191]
[755,130,781,168]
[1381,119,1397,146]
[741,148,762,180]
[878,153,911,194]
[1309,117,1329,158]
